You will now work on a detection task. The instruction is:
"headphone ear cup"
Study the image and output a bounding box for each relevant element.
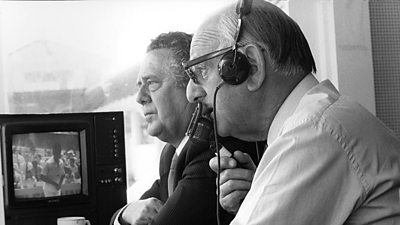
[218,51,251,85]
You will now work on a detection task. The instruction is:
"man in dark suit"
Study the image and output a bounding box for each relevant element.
[111,31,262,225]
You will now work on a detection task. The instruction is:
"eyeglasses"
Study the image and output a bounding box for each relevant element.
[183,46,236,84]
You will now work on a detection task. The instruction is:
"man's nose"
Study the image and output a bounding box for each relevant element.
[136,85,150,105]
[186,79,206,103]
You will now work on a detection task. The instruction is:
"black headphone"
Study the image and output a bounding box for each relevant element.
[218,0,253,85]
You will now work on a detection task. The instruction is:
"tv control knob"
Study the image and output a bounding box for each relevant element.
[114,168,122,173]
[115,177,122,183]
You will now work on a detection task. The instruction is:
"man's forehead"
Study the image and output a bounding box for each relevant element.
[137,49,170,81]
[190,24,221,60]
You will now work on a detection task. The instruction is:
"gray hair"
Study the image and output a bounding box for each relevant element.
[217,0,316,77]
[147,31,193,88]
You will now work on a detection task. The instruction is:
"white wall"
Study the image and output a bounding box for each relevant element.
[288,0,376,115]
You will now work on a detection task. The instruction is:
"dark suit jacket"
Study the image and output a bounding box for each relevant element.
[111,137,265,225]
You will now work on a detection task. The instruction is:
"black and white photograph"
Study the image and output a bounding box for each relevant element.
[0,0,399,225]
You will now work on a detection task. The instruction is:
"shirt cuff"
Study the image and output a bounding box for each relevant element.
[113,204,130,225]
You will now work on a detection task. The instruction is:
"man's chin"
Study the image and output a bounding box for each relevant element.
[217,130,230,138]
[215,122,231,138]
[146,127,161,138]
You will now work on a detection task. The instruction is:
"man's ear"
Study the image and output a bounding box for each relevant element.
[243,44,266,92]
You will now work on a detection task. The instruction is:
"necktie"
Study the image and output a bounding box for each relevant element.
[167,152,178,197]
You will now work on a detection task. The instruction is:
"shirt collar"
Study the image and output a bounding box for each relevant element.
[267,74,319,145]
[175,135,189,156]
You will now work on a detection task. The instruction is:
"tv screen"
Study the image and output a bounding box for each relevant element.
[1,112,127,225]
[12,131,83,200]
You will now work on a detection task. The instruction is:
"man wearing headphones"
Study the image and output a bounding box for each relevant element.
[185,0,400,224]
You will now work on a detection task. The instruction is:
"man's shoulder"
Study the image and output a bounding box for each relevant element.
[283,80,366,133]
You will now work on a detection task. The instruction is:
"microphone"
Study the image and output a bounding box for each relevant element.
[185,102,214,144]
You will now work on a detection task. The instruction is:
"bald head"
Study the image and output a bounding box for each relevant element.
[190,4,235,60]
[191,0,315,78]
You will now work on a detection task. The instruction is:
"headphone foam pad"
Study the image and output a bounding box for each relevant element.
[218,51,251,85]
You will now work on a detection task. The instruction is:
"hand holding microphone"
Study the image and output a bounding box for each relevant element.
[209,148,256,215]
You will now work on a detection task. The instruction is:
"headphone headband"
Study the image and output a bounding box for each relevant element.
[217,0,252,85]
[236,0,253,17]
[234,0,252,46]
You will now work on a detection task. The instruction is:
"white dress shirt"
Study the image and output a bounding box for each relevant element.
[231,75,400,225]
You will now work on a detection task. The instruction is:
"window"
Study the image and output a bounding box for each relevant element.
[0,0,234,200]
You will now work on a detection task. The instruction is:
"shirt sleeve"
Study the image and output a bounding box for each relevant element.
[112,204,130,225]
[231,122,364,225]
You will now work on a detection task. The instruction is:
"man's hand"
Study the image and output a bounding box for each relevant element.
[121,197,164,225]
[209,150,256,215]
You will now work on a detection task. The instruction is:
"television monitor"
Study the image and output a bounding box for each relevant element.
[1,112,127,225]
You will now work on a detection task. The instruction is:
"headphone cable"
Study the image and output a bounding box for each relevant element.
[255,141,260,163]
[213,81,224,225]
